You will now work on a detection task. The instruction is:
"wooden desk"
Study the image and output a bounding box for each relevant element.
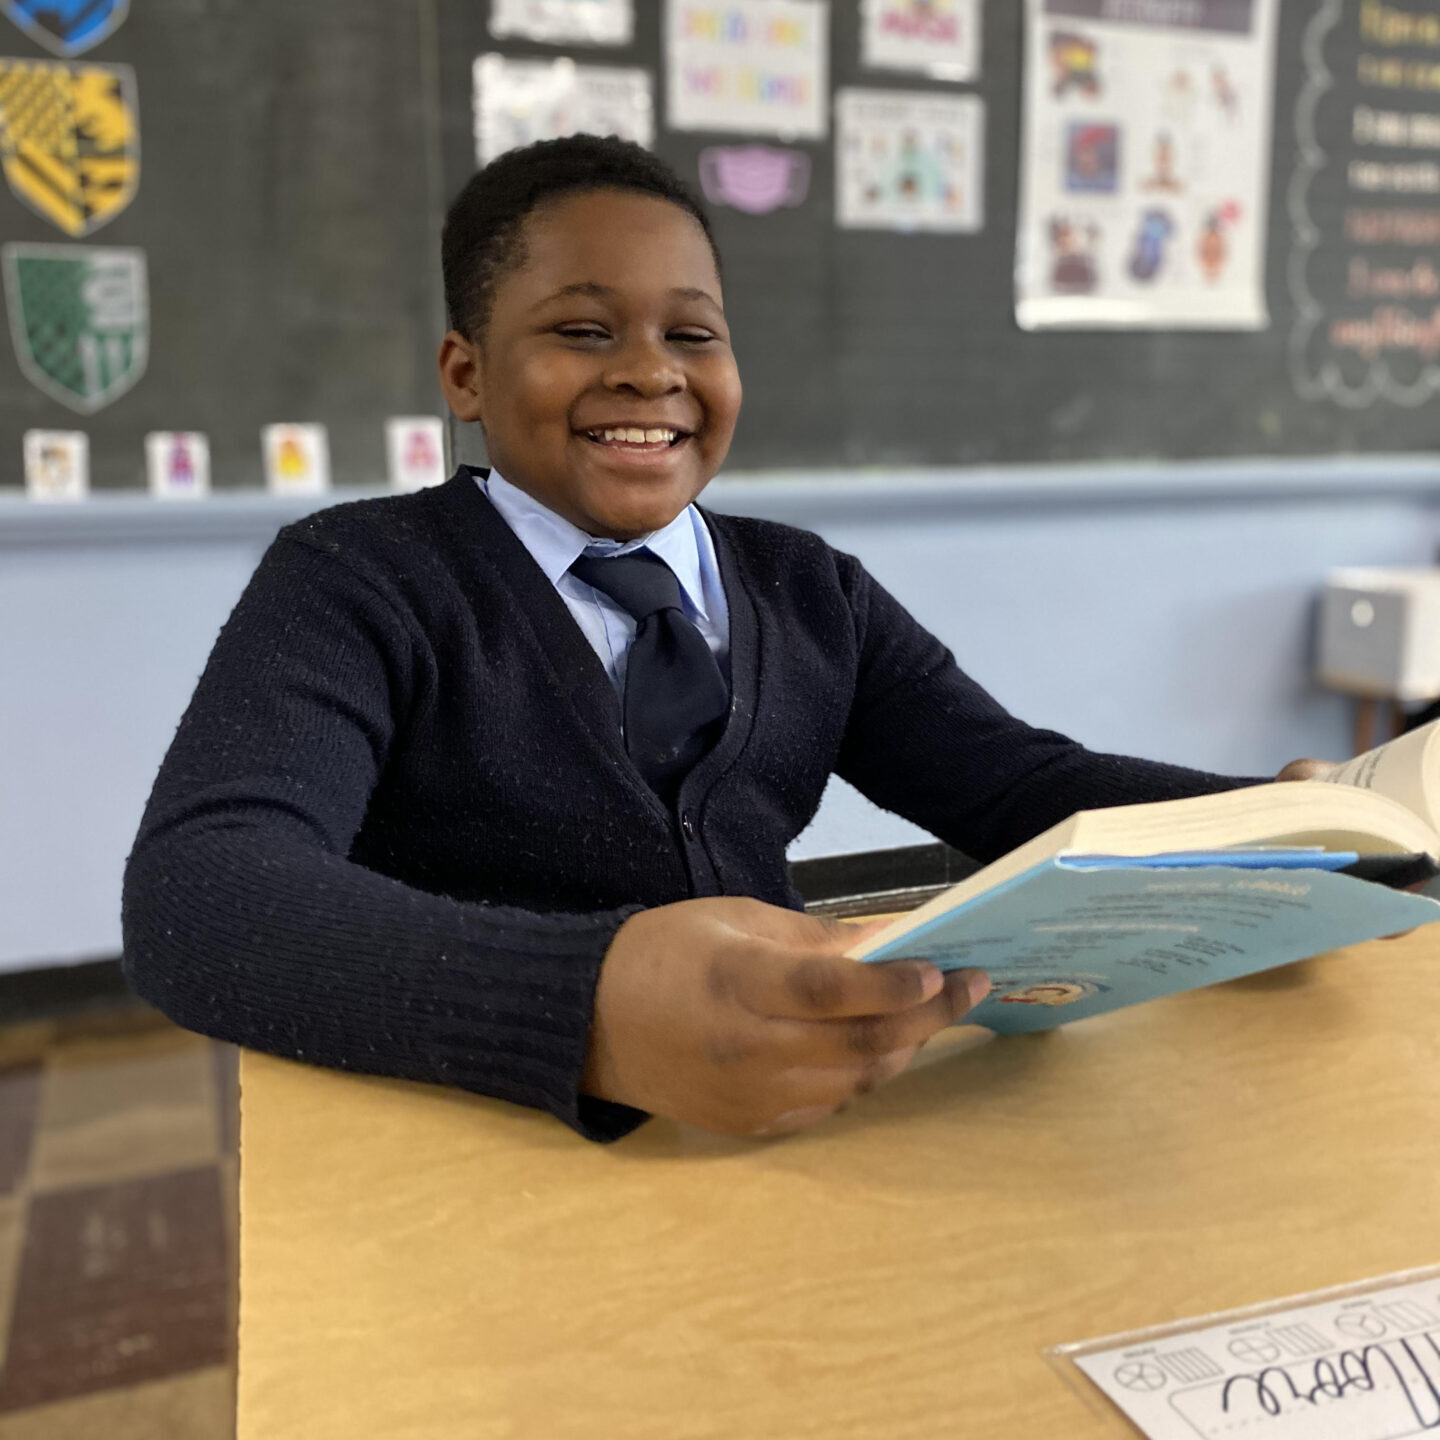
[238,933,1440,1440]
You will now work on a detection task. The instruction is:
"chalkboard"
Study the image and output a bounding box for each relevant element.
[0,0,444,492]
[436,0,1440,469]
[1,0,1436,491]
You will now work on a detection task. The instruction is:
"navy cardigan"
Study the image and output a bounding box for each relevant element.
[122,470,1244,1140]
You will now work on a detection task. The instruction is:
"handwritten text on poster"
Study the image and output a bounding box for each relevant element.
[666,0,828,139]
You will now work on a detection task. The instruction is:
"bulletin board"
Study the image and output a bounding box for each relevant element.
[438,0,1440,471]
[0,0,1434,491]
[0,0,444,492]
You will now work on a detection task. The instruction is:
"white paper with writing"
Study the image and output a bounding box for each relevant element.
[1074,1273,1440,1439]
[474,53,653,165]
[665,0,828,140]
[488,0,633,47]
[860,0,981,82]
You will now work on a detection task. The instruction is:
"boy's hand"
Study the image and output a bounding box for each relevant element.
[1276,756,1430,936]
[583,898,990,1137]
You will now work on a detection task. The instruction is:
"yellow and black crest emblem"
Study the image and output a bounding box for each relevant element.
[0,59,138,237]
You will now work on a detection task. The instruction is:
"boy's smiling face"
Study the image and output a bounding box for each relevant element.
[439,188,742,541]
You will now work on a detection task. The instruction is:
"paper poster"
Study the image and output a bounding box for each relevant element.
[488,0,633,46]
[262,424,330,496]
[1290,0,1440,408]
[1067,1269,1440,1440]
[386,416,447,492]
[473,53,653,164]
[0,59,139,237]
[665,0,828,140]
[3,243,148,413]
[22,428,87,501]
[836,89,985,232]
[860,0,981,82]
[1015,0,1279,330]
[698,144,810,213]
[145,432,210,500]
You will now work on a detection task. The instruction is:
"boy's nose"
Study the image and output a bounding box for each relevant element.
[602,337,685,396]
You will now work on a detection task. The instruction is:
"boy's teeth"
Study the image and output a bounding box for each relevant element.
[594,427,677,444]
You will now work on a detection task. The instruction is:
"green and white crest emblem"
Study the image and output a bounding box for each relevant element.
[3,242,147,412]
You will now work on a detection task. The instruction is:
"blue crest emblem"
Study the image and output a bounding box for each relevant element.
[1,0,130,58]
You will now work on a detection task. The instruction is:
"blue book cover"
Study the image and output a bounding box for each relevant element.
[859,855,1440,1035]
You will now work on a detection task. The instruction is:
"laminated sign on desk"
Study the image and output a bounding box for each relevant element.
[852,722,1440,1025]
[1054,1266,1440,1439]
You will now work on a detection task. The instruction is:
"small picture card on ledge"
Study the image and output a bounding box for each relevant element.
[23,429,88,501]
[146,431,211,499]
[386,416,448,492]
[262,423,331,495]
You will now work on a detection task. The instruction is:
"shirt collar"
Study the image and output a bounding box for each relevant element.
[480,468,710,617]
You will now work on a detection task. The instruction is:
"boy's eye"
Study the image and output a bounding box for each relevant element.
[556,325,609,341]
[669,329,715,344]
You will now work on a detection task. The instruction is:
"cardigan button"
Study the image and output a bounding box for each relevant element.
[680,811,697,841]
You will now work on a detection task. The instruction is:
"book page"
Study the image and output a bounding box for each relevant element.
[1065,1269,1440,1439]
[1317,721,1438,831]
[1072,782,1439,858]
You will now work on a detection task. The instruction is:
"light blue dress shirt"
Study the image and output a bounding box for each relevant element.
[479,469,730,699]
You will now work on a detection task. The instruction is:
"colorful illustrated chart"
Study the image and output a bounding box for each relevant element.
[665,0,828,139]
[1016,0,1279,329]
[860,0,981,82]
[488,0,634,46]
[1290,0,1440,408]
[836,88,984,232]
[473,53,653,164]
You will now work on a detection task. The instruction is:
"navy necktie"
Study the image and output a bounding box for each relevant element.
[569,550,729,799]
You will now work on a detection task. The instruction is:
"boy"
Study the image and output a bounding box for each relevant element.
[123,138,1272,1141]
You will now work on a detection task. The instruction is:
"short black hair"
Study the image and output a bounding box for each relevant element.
[442,134,722,340]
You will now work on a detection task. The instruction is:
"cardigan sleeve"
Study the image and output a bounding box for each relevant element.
[831,554,1259,864]
[121,535,645,1142]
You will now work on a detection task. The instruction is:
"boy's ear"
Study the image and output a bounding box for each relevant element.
[437,330,486,424]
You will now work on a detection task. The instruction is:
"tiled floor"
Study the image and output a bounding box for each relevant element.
[0,1004,236,1439]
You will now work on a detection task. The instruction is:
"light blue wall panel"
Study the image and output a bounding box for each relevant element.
[756,486,1440,856]
[2,534,276,968]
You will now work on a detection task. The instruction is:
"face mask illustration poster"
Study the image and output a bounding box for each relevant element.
[1015,0,1280,330]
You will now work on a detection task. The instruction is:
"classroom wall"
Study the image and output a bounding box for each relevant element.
[3,458,1438,973]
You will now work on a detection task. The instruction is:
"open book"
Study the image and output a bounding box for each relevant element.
[849,720,1440,1033]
